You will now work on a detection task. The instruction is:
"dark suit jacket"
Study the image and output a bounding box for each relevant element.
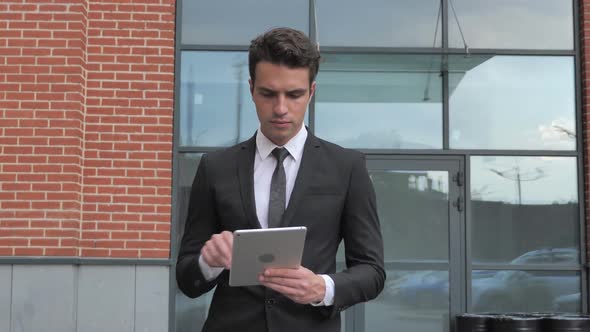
[176,132,385,332]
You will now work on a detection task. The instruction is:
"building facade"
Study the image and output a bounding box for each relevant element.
[1,0,589,331]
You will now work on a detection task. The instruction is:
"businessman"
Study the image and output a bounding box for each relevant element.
[176,27,385,332]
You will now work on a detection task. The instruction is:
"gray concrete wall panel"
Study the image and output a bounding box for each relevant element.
[0,265,12,332]
[11,265,76,332]
[77,266,135,332]
[135,266,169,332]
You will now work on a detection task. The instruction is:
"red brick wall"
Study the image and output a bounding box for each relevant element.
[0,0,175,259]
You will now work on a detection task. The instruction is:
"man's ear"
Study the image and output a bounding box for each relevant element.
[309,81,316,101]
[248,79,254,96]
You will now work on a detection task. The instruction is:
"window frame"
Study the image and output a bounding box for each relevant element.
[170,1,586,331]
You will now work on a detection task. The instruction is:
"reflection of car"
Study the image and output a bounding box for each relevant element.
[471,270,578,312]
[382,248,580,313]
[509,247,578,265]
[552,293,581,312]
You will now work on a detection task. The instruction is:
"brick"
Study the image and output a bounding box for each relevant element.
[140,250,169,258]
[111,249,140,258]
[15,248,44,256]
[45,248,77,256]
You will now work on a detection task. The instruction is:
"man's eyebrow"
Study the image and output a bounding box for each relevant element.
[256,87,276,93]
[256,87,308,94]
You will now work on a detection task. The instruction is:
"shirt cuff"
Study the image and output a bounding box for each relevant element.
[310,274,335,307]
[198,255,224,281]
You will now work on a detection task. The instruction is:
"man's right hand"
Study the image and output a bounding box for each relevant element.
[200,231,234,269]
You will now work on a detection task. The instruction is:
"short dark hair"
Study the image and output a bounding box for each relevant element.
[248,27,320,85]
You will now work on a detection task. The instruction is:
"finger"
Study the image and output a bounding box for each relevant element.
[201,244,224,267]
[210,234,232,268]
[259,278,304,299]
[260,274,303,288]
[263,267,304,279]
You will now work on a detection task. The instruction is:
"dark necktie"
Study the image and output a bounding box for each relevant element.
[268,148,290,228]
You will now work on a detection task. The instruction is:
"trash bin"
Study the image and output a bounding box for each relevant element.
[489,314,543,332]
[456,313,495,332]
[545,315,590,332]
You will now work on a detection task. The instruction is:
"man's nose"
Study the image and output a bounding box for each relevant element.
[273,95,288,115]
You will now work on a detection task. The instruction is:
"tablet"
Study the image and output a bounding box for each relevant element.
[229,226,307,287]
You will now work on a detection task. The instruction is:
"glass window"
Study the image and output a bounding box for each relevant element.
[181,0,308,46]
[470,156,579,265]
[372,170,449,261]
[450,56,575,150]
[367,269,449,332]
[315,54,443,149]
[316,0,442,48]
[471,270,580,313]
[174,154,212,332]
[179,52,259,147]
[449,0,573,50]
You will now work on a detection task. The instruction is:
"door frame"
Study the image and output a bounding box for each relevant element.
[344,155,466,332]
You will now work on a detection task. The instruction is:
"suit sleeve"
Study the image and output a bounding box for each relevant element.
[176,154,223,298]
[328,153,386,315]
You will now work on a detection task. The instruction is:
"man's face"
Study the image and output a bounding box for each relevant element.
[249,61,316,146]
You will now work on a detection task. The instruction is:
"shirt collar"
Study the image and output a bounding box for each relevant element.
[256,125,308,162]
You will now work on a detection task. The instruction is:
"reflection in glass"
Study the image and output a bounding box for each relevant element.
[367,269,449,332]
[315,54,443,149]
[470,156,579,264]
[181,0,308,45]
[316,0,442,47]
[176,154,203,247]
[471,270,580,313]
[450,56,575,150]
[175,288,214,332]
[449,0,573,50]
[174,153,211,332]
[179,52,259,147]
[371,170,449,261]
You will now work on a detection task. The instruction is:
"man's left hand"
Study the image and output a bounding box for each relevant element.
[258,266,325,304]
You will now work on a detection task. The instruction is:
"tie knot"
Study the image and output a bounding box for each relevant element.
[271,148,289,163]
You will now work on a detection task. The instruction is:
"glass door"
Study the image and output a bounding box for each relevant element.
[342,156,464,332]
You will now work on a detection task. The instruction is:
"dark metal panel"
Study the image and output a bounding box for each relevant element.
[11,265,76,332]
[170,0,184,330]
[572,0,588,314]
[465,154,473,311]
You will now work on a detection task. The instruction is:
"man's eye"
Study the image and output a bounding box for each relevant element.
[287,93,304,99]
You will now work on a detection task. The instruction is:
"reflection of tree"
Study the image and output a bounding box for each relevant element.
[552,124,575,139]
[489,166,545,205]
[471,185,494,200]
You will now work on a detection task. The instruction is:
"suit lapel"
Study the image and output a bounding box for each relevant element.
[238,135,262,229]
[280,133,321,227]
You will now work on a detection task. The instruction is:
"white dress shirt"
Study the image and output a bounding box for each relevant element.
[198,126,335,306]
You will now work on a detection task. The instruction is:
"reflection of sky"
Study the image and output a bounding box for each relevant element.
[181,0,308,45]
[315,54,443,149]
[315,102,441,149]
[316,0,441,47]
[180,52,259,146]
[471,156,578,204]
[450,56,575,150]
[449,0,573,49]
[180,52,308,147]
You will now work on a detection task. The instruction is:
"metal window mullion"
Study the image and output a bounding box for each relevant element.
[572,0,587,314]
[169,0,185,331]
